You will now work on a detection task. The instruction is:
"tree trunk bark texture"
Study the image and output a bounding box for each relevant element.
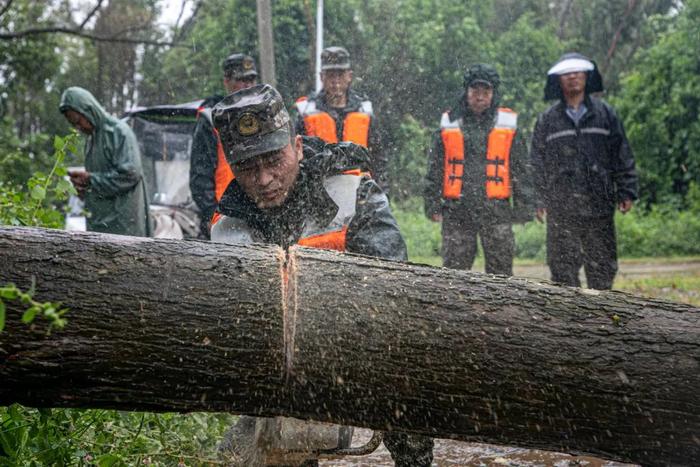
[0,227,698,466]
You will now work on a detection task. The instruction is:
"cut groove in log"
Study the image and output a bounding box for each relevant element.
[0,227,698,466]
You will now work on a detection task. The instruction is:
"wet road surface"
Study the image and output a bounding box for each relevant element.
[320,428,637,466]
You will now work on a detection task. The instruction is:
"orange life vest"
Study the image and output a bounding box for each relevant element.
[440,108,517,200]
[213,128,234,202]
[211,173,362,252]
[296,97,372,148]
[197,107,236,230]
[297,225,349,251]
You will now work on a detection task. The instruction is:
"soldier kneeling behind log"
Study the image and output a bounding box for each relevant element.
[210,84,434,466]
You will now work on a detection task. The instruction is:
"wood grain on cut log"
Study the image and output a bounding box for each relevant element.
[0,226,698,466]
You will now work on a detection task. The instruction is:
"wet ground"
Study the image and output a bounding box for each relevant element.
[318,260,700,466]
[319,428,637,466]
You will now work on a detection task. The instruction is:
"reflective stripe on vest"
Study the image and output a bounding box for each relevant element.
[440,108,517,200]
[210,173,361,252]
[298,97,372,148]
[440,112,464,200]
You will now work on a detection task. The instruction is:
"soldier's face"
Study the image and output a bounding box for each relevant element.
[559,71,587,96]
[224,76,258,94]
[466,84,494,115]
[321,70,353,99]
[233,135,303,209]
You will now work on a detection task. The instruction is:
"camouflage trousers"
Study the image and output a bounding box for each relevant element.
[546,214,618,290]
[441,208,514,275]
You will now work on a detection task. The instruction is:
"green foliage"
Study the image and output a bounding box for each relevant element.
[389,116,430,200]
[0,133,78,228]
[0,405,235,466]
[616,204,700,258]
[513,221,546,260]
[0,281,68,333]
[0,133,77,332]
[614,0,700,207]
[392,198,441,265]
[615,273,700,306]
[493,13,563,136]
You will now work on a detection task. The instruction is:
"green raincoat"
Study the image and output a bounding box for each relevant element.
[59,87,151,237]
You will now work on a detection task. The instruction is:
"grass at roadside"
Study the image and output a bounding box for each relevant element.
[615,274,700,306]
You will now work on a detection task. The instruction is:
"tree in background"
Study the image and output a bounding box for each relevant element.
[0,0,693,204]
[614,0,700,207]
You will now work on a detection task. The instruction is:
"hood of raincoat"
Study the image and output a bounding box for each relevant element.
[544,52,604,101]
[59,86,116,129]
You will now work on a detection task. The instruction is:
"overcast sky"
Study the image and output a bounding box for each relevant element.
[159,0,193,27]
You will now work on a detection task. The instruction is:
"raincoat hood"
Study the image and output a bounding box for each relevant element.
[544,53,604,101]
[59,86,114,129]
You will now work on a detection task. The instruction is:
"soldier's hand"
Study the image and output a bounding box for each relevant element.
[535,208,546,223]
[618,199,633,214]
[430,213,443,222]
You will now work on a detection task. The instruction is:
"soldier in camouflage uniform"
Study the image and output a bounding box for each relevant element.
[295,46,389,193]
[211,84,434,467]
[189,53,259,238]
[424,64,535,274]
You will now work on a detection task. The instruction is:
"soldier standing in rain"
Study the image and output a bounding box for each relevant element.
[294,46,389,193]
[189,53,259,238]
[60,86,151,237]
[210,84,434,467]
[424,64,535,274]
[530,52,638,289]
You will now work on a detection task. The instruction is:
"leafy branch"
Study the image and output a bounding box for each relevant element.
[0,281,68,333]
[0,132,78,333]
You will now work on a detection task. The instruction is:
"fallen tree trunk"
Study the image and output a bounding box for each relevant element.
[0,226,698,465]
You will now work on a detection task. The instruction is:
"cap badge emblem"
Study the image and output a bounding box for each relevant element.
[238,113,260,136]
[243,59,254,70]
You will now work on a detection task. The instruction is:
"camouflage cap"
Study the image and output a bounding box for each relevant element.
[222,53,258,80]
[212,84,291,165]
[321,46,351,70]
[463,63,500,90]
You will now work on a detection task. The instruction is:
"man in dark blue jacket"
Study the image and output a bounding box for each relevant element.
[530,53,638,289]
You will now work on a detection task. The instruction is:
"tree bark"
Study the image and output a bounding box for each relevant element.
[1,227,698,466]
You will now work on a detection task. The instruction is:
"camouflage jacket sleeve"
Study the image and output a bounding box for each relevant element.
[347,177,408,261]
[423,129,444,219]
[189,115,218,222]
